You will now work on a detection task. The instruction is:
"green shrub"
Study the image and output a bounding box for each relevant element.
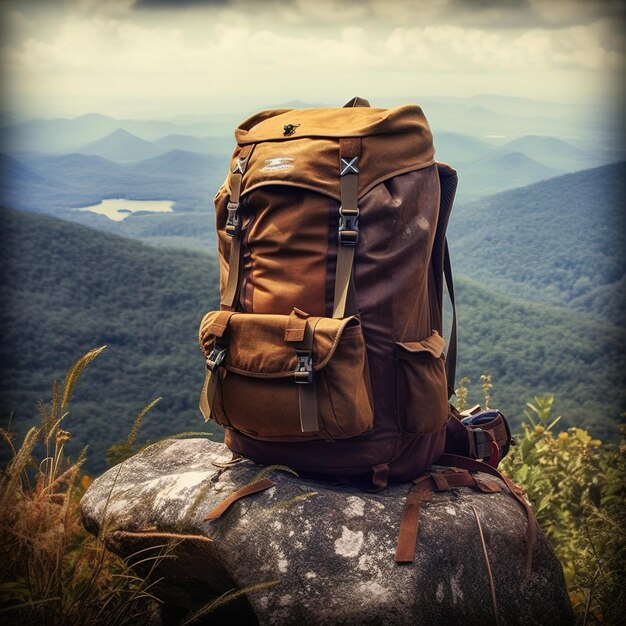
[500,395,625,624]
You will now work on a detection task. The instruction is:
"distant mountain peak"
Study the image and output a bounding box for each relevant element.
[74,113,117,122]
[78,128,162,163]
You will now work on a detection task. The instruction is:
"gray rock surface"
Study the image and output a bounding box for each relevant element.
[81,438,573,625]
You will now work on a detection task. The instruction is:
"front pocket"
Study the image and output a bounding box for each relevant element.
[199,311,374,441]
[396,331,449,434]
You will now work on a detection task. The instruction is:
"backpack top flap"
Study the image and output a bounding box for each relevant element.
[199,311,363,378]
[225,105,435,201]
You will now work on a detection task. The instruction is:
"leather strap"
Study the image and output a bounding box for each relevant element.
[395,468,504,564]
[394,474,434,563]
[333,138,362,319]
[438,454,536,575]
[203,478,276,521]
[221,144,254,310]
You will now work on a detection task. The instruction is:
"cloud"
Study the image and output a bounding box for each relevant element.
[135,0,230,6]
[1,0,624,117]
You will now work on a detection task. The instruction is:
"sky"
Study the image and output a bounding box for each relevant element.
[1,0,625,120]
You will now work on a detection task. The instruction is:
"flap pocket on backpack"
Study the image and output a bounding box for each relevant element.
[199,311,374,441]
[396,331,448,434]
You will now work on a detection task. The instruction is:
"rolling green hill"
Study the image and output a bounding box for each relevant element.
[1,205,623,473]
[0,206,221,473]
[449,161,626,325]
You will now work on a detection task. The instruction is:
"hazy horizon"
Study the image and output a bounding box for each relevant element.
[1,0,624,121]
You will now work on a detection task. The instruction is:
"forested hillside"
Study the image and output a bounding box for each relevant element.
[1,206,623,472]
[450,162,626,324]
[0,206,221,472]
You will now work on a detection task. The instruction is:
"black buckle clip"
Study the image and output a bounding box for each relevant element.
[225,202,241,238]
[338,207,359,246]
[206,344,227,371]
[294,350,313,384]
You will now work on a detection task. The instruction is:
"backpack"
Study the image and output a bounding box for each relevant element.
[199,97,466,487]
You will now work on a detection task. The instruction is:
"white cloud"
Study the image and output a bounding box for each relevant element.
[1,0,623,117]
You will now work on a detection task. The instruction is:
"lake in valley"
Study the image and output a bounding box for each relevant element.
[77,199,174,221]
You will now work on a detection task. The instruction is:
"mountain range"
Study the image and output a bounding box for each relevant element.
[0,120,613,244]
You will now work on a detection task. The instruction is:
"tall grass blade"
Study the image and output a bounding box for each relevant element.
[61,346,107,410]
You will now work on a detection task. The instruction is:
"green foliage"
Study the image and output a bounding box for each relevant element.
[450,162,626,324]
[455,274,626,440]
[454,376,471,412]
[501,396,625,624]
[0,206,222,473]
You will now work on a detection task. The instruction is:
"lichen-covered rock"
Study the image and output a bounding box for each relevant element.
[81,438,573,625]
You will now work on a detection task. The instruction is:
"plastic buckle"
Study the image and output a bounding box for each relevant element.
[225,202,241,238]
[294,350,313,384]
[338,207,359,246]
[206,344,227,371]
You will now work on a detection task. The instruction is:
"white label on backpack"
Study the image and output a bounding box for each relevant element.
[260,157,295,172]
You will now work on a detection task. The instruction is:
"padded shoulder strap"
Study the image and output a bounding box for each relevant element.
[432,164,458,397]
[444,241,457,398]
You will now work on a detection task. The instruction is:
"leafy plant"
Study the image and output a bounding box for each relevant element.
[500,395,625,624]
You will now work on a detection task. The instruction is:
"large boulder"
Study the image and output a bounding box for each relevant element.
[81,438,573,625]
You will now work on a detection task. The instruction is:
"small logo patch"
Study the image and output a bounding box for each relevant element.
[260,157,295,172]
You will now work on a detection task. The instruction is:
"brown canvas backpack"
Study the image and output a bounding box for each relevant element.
[198,97,460,488]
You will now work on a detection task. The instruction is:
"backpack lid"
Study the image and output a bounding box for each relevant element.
[235,105,432,143]
[228,105,436,201]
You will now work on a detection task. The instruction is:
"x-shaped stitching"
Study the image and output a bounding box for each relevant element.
[340,156,359,176]
[233,156,248,174]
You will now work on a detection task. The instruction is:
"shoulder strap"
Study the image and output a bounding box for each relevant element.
[221,143,255,310]
[431,164,458,398]
[333,138,362,318]
[444,240,457,398]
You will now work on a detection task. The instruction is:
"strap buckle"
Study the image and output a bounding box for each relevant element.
[225,202,241,238]
[338,206,359,246]
[206,344,227,371]
[294,350,313,384]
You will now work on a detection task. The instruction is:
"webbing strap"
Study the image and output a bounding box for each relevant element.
[203,478,276,521]
[199,366,219,422]
[333,138,362,319]
[444,240,457,398]
[221,144,254,310]
[199,312,235,422]
[438,454,537,575]
[294,318,319,433]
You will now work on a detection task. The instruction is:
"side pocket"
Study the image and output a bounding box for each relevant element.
[396,331,449,434]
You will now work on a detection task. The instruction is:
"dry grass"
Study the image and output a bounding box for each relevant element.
[0,348,162,625]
